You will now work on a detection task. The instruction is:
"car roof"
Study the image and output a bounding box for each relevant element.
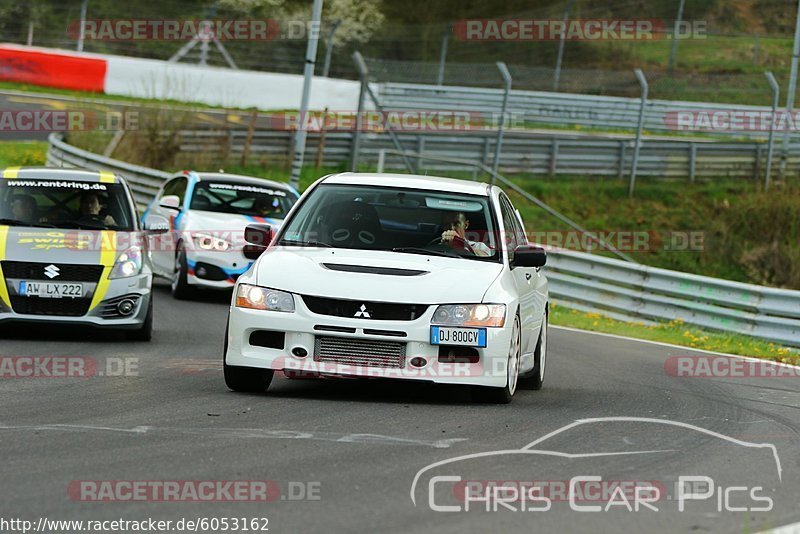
[189,172,295,193]
[321,172,492,196]
[1,166,122,184]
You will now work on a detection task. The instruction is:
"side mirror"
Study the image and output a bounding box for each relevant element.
[244,224,272,260]
[144,215,170,234]
[159,195,181,211]
[513,245,546,268]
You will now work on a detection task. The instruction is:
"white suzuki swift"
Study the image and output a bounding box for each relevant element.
[224,173,549,403]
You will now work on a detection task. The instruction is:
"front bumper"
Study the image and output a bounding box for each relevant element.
[225,297,513,387]
[186,249,252,290]
[0,273,152,329]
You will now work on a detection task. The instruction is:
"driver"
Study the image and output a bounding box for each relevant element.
[253,195,280,218]
[78,192,116,226]
[440,211,491,257]
[10,195,37,223]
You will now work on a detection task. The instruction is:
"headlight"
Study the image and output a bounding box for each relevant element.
[193,232,230,251]
[431,304,506,327]
[235,284,295,312]
[109,246,143,279]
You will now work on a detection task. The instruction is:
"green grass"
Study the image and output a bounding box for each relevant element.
[0,141,47,168]
[550,303,799,363]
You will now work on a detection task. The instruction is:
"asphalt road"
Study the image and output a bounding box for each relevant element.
[0,280,798,533]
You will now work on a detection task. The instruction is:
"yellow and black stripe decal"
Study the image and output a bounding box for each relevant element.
[88,231,117,311]
[0,226,11,308]
[2,167,21,179]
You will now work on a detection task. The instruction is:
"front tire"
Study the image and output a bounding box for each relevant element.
[125,297,153,341]
[474,314,521,404]
[171,243,195,300]
[222,323,273,393]
[519,309,547,390]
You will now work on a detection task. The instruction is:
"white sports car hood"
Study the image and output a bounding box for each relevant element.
[252,247,504,304]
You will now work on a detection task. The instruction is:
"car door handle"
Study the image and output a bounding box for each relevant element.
[525,272,532,280]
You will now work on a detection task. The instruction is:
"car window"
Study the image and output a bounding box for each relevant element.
[189,181,297,218]
[0,177,135,231]
[498,195,521,262]
[278,184,500,262]
[162,177,188,203]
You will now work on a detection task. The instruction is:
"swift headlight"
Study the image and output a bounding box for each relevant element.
[235,284,295,312]
[193,232,231,251]
[109,246,143,279]
[431,304,506,327]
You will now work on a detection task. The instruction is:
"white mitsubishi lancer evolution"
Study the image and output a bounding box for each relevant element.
[224,173,549,403]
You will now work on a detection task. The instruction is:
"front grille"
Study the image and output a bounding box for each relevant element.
[313,336,406,368]
[1,261,103,282]
[302,295,428,321]
[10,295,92,317]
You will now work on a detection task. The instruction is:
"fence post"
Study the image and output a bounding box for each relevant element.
[764,71,780,190]
[240,107,258,166]
[689,143,696,183]
[77,0,88,51]
[553,0,575,91]
[377,149,386,173]
[667,0,686,73]
[617,142,626,179]
[350,51,369,172]
[436,24,451,85]
[492,62,512,183]
[754,144,762,181]
[315,108,329,168]
[322,19,341,77]
[629,69,648,198]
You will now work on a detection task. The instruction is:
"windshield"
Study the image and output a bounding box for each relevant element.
[0,177,135,231]
[189,181,297,219]
[278,184,500,262]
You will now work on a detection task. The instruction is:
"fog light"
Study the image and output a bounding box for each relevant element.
[117,299,135,316]
[292,347,308,358]
[410,357,427,368]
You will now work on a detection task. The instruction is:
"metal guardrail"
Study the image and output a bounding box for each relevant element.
[176,129,800,180]
[45,133,800,347]
[378,82,794,141]
[546,248,800,348]
[46,133,169,211]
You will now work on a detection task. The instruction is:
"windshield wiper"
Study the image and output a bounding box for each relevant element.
[0,218,57,229]
[392,247,457,258]
[278,239,333,248]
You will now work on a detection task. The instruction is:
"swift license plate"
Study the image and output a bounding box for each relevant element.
[19,281,84,299]
[430,326,487,348]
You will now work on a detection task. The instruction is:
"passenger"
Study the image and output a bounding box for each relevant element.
[78,192,116,226]
[440,211,491,256]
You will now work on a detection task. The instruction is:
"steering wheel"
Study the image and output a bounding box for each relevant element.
[426,234,475,254]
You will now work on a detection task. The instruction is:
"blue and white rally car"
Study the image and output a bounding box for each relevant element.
[142,171,299,299]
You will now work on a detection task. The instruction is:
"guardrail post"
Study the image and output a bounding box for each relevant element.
[689,143,696,183]
[377,149,386,173]
[754,144,763,181]
[764,71,780,190]
[617,142,626,179]
[549,138,559,175]
[629,69,648,198]
[416,136,425,172]
[492,62,512,184]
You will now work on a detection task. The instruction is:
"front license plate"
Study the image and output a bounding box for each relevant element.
[19,281,83,299]
[430,326,487,348]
